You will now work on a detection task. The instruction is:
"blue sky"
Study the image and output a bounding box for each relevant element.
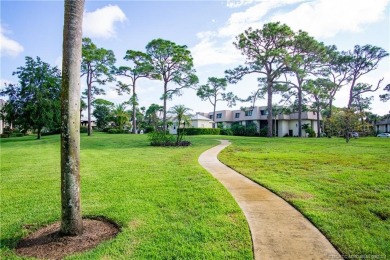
[1,0,389,115]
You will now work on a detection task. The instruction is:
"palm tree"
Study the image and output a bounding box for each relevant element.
[112,103,130,130]
[168,105,192,144]
[60,0,85,235]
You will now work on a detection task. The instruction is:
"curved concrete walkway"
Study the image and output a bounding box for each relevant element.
[198,140,342,260]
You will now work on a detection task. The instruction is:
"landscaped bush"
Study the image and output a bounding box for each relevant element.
[148,131,175,146]
[178,128,220,135]
[259,127,268,137]
[80,126,88,133]
[231,122,258,136]
[148,131,191,146]
[107,129,128,134]
[0,128,24,138]
[220,128,233,136]
[143,126,155,133]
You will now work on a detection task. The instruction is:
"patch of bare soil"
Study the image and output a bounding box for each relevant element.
[15,217,120,260]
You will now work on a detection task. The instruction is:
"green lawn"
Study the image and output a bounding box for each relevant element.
[218,136,390,258]
[0,133,253,259]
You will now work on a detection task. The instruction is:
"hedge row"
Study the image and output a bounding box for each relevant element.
[178,128,221,135]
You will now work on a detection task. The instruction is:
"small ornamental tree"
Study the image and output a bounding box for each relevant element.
[168,105,192,144]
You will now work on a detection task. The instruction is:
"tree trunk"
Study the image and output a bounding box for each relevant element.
[316,106,321,138]
[163,81,168,132]
[267,80,273,137]
[87,82,92,136]
[297,85,302,137]
[60,0,85,236]
[212,102,216,129]
[37,127,41,140]
[132,92,137,134]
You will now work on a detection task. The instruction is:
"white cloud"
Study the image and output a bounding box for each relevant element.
[226,0,257,8]
[83,5,127,39]
[192,0,305,67]
[270,0,389,38]
[0,24,24,57]
[191,31,244,67]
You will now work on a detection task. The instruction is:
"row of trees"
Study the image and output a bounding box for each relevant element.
[1,23,389,140]
[225,22,389,140]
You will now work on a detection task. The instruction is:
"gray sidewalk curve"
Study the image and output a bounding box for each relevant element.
[198,140,343,260]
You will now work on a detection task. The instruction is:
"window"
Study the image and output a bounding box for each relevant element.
[245,110,253,116]
[216,113,222,119]
[235,113,240,118]
[209,115,213,119]
[260,110,268,115]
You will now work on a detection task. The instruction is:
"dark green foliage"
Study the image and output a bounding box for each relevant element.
[80,126,88,133]
[302,123,316,137]
[0,128,24,138]
[144,126,155,133]
[107,128,128,134]
[231,122,258,136]
[179,128,221,135]
[92,99,114,129]
[259,127,268,137]
[0,56,62,139]
[148,131,175,146]
[220,129,233,136]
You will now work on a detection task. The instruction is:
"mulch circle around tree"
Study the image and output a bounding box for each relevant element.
[15,217,120,260]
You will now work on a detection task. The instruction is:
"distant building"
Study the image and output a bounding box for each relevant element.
[168,114,214,135]
[375,119,390,133]
[197,106,321,137]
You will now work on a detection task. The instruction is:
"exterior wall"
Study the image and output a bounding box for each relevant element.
[191,119,213,128]
[201,106,322,137]
[278,121,289,137]
[376,120,390,133]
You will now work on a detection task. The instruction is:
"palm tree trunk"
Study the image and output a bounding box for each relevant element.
[60,0,85,236]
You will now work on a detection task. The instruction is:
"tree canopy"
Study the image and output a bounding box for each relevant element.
[146,38,198,131]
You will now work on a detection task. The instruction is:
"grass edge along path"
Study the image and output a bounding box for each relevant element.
[0,133,253,259]
[199,140,342,260]
[218,136,390,259]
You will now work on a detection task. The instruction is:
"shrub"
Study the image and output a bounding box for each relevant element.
[107,129,127,134]
[259,127,268,137]
[220,128,233,136]
[80,126,88,133]
[144,126,155,134]
[148,131,191,146]
[148,131,175,146]
[179,128,220,135]
[231,123,258,136]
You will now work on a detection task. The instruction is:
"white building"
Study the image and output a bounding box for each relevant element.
[198,106,321,137]
[168,114,214,135]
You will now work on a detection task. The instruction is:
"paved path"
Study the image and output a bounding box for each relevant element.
[198,140,342,260]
